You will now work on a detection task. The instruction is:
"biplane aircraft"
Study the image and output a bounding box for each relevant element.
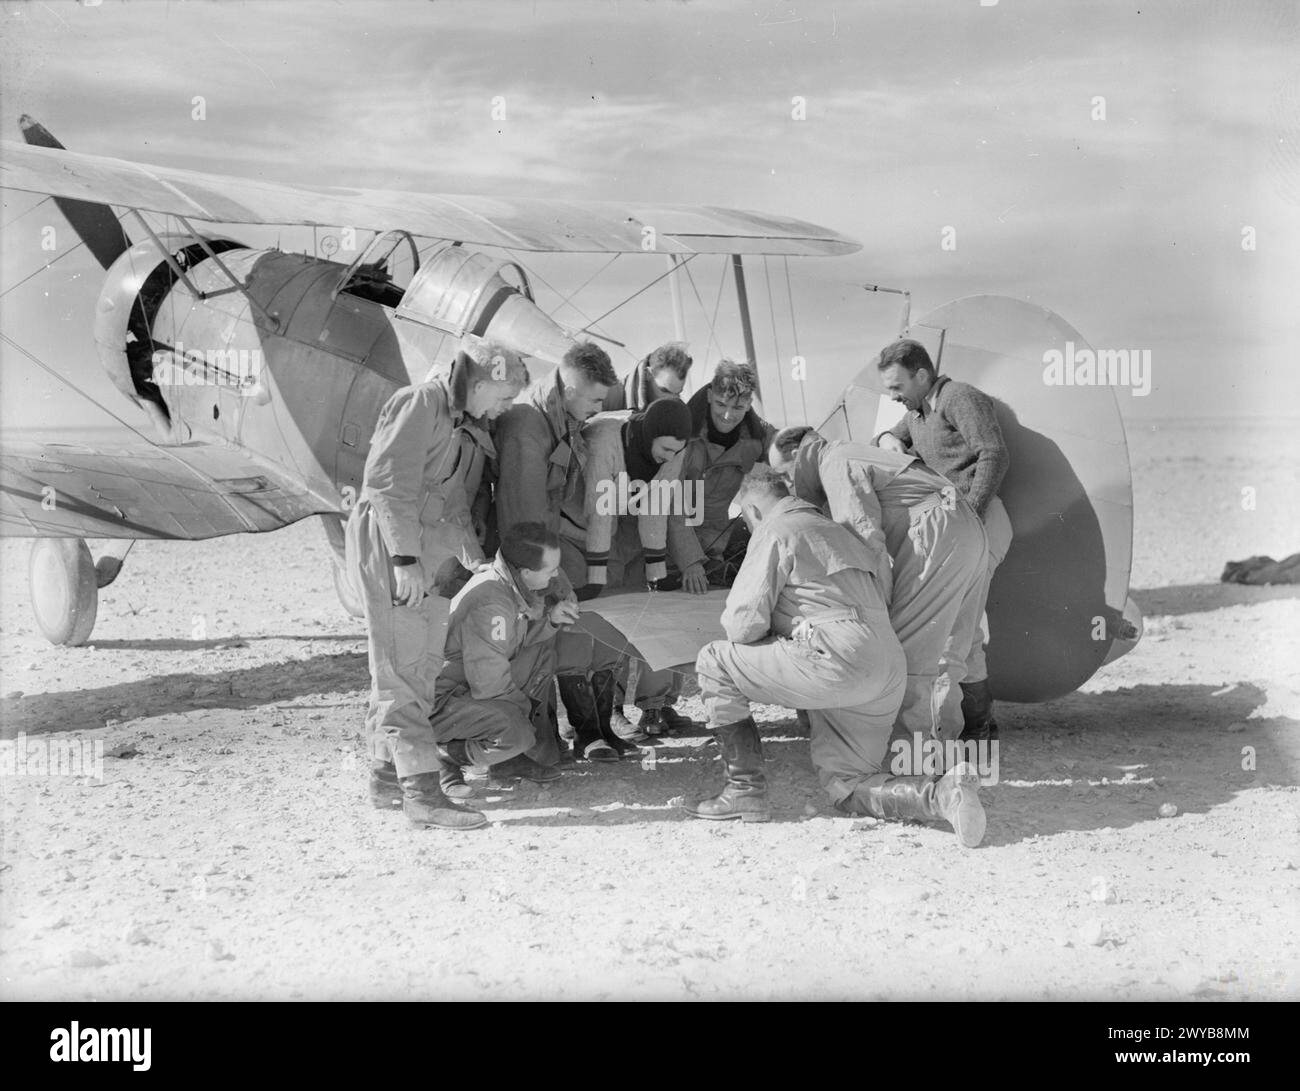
[0,115,1141,704]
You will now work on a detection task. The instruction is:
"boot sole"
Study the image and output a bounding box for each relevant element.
[945,764,987,848]
[405,810,489,830]
[682,806,771,823]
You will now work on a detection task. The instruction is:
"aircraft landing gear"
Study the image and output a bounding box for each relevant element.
[29,538,99,646]
[28,538,135,646]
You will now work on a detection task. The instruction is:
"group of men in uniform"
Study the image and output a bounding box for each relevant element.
[346,333,1012,848]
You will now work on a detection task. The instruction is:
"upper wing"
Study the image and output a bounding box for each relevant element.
[0,141,860,257]
[0,435,339,539]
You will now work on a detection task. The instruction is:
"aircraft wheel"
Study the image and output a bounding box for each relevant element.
[29,538,98,646]
[332,557,365,619]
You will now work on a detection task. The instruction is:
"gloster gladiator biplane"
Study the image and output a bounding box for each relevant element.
[0,116,1141,702]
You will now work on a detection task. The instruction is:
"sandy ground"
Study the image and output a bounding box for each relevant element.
[0,417,1297,1001]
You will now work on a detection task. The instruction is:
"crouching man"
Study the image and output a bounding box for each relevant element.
[686,467,986,847]
[429,522,575,809]
[768,426,989,745]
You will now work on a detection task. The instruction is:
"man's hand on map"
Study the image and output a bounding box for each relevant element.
[682,563,709,595]
[548,600,581,627]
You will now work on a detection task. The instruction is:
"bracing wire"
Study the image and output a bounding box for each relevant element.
[680,259,726,365]
[761,256,790,426]
[0,329,160,445]
[575,253,699,333]
[501,247,637,362]
[1,194,53,231]
[546,253,621,319]
[783,256,808,423]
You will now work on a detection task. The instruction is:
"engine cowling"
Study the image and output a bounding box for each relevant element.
[93,234,245,442]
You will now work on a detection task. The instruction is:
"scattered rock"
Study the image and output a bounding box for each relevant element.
[1158,802,1178,818]
[1090,877,1118,904]
[1077,919,1115,947]
[67,949,110,969]
[1226,722,1249,733]
[105,741,141,759]
[4,690,24,700]
[802,803,819,817]
[207,939,234,961]
[123,923,152,945]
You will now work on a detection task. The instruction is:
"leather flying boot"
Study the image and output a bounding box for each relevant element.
[592,670,636,756]
[369,760,403,810]
[439,739,474,799]
[959,679,999,743]
[683,717,771,822]
[841,762,986,848]
[488,752,564,786]
[931,762,987,847]
[400,773,488,830]
[559,674,620,762]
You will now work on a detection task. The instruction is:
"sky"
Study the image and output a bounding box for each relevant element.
[1,0,1297,434]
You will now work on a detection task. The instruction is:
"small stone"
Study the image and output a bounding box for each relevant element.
[1158,802,1178,818]
[851,818,880,832]
[1090,877,1117,904]
[123,923,151,945]
[1077,919,1112,947]
[1226,722,1248,734]
[4,690,24,700]
[206,939,234,961]
[802,803,819,817]
[67,948,109,969]
[105,741,141,759]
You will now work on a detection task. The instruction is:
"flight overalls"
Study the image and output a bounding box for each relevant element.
[345,378,489,779]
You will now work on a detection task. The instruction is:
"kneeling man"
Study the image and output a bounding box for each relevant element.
[687,466,985,846]
[768,425,989,744]
[428,523,574,817]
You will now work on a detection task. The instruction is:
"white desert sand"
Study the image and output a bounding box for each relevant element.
[0,416,1296,1000]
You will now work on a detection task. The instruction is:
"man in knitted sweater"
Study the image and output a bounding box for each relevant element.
[602,341,693,412]
[874,339,1012,743]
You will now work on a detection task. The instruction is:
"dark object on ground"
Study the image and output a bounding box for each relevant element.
[1221,553,1300,586]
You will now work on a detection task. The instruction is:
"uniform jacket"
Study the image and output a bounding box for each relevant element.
[721,496,887,644]
[580,411,691,585]
[493,369,588,541]
[674,384,776,570]
[882,375,1009,517]
[790,434,960,604]
[359,375,490,580]
[435,554,561,717]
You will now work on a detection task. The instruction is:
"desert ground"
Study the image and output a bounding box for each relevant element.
[0,417,1296,1001]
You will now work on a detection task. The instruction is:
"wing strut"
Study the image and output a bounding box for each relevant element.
[731,255,759,394]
